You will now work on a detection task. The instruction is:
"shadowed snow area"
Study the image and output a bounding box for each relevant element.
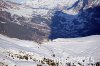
[0,34,100,66]
[49,6,100,40]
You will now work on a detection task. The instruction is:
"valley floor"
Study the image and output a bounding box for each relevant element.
[0,34,100,66]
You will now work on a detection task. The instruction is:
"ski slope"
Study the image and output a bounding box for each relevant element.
[0,34,100,66]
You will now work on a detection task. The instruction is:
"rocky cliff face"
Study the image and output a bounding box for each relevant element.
[0,0,100,43]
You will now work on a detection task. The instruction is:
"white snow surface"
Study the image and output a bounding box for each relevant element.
[24,0,77,9]
[0,34,100,66]
[3,0,100,18]
[2,0,78,18]
[24,0,78,15]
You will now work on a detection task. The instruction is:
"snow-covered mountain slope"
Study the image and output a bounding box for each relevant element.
[23,0,78,15]
[1,0,54,17]
[2,0,100,19]
[49,6,100,39]
[0,0,51,43]
[0,34,100,66]
[23,0,100,14]
[0,0,100,66]
[0,0,100,43]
